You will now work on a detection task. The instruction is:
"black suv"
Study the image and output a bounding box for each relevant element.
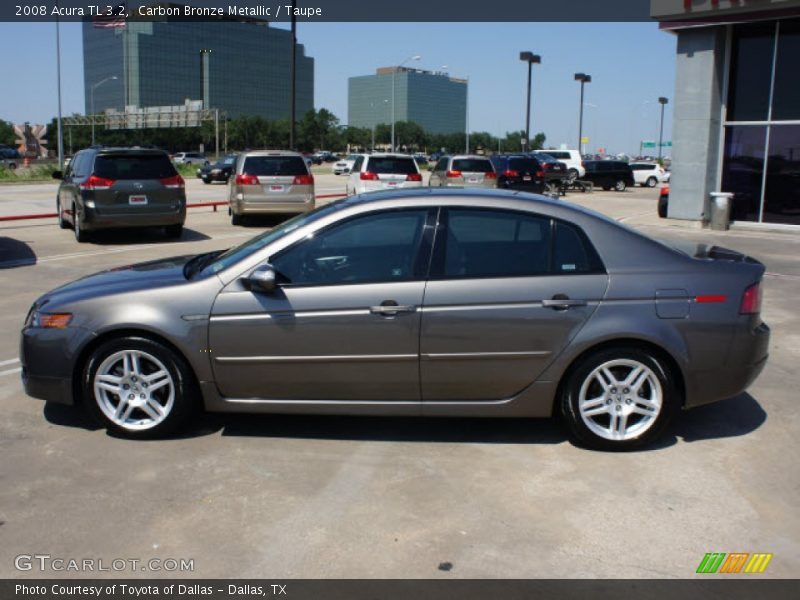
[488,154,545,193]
[582,160,635,191]
[52,146,186,242]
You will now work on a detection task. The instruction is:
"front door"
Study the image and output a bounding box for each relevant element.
[209,207,436,401]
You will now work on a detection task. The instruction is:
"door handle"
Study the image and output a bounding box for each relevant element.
[369,301,416,316]
[542,295,587,310]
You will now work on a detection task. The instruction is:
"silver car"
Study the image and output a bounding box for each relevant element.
[228,150,315,225]
[20,189,769,450]
[429,155,497,189]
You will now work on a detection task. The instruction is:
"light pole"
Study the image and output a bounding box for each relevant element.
[442,65,470,153]
[519,52,541,153]
[583,102,598,155]
[370,99,388,151]
[658,96,669,160]
[55,4,64,168]
[574,73,591,154]
[391,54,420,152]
[90,75,118,145]
[199,49,212,107]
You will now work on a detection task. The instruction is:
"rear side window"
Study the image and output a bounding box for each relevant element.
[549,152,569,160]
[452,159,494,173]
[366,157,418,174]
[243,156,308,176]
[352,156,364,172]
[94,154,176,179]
[552,221,604,274]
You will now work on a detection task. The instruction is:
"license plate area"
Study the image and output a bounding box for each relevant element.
[129,195,148,205]
[264,185,285,193]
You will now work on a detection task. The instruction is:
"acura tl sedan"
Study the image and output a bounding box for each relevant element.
[20,189,769,450]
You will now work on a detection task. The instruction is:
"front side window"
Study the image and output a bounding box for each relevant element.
[271,209,430,286]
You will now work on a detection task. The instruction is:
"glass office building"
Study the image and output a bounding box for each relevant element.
[652,0,800,227]
[83,14,313,121]
[348,67,467,135]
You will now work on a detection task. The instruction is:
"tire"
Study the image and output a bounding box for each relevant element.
[645,177,657,188]
[165,224,183,238]
[82,336,197,439]
[602,186,611,191]
[73,205,89,243]
[566,168,578,183]
[614,180,627,192]
[57,198,70,229]
[658,195,668,218]
[231,211,243,226]
[560,346,679,451]
[202,177,211,185]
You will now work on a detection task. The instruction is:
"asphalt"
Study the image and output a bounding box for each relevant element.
[0,176,798,578]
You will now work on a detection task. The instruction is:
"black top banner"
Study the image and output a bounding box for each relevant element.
[5,0,654,23]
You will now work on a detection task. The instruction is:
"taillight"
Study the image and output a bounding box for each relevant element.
[293,174,314,185]
[360,172,379,180]
[536,170,545,178]
[235,173,259,185]
[80,174,115,190]
[740,282,762,315]
[406,173,422,182]
[445,170,462,178]
[485,171,497,179]
[503,169,519,178]
[160,174,184,189]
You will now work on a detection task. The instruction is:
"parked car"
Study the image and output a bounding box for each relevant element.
[346,153,423,195]
[488,154,545,194]
[332,154,360,175]
[228,150,315,226]
[313,151,337,163]
[582,160,635,191]
[429,155,497,189]
[544,149,585,181]
[197,154,238,184]
[0,146,20,169]
[658,185,669,218]
[304,152,322,165]
[20,188,770,451]
[531,152,569,186]
[630,162,669,188]
[173,152,208,166]
[52,147,186,242]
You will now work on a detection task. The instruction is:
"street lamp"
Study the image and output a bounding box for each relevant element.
[574,73,591,154]
[90,75,118,145]
[658,96,669,160]
[199,48,212,107]
[391,54,421,152]
[519,52,541,152]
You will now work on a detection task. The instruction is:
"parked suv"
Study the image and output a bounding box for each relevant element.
[346,153,423,195]
[629,162,669,187]
[582,160,635,191]
[52,147,186,242]
[173,152,207,165]
[488,154,545,194]
[228,150,315,225]
[429,155,497,189]
[0,146,20,169]
[530,152,568,186]
[544,149,584,181]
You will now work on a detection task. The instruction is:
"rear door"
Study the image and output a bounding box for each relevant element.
[451,158,495,188]
[240,154,311,204]
[91,152,183,216]
[420,208,608,401]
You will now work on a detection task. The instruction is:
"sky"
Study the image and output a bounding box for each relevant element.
[0,21,676,156]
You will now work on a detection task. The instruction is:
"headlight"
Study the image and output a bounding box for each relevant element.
[27,310,72,328]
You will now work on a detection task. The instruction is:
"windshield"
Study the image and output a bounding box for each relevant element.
[197,200,347,278]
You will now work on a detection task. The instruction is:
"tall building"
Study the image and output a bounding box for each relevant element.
[83,8,314,120]
[651,0,800,227]
[348,67,467,135]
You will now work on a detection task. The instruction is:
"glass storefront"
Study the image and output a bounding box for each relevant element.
[723,19,800,225]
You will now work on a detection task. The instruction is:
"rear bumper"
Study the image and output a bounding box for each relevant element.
[82,206,185,231]
[232,195,315,215]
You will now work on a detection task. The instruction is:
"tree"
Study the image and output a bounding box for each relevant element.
[0,118,15,146]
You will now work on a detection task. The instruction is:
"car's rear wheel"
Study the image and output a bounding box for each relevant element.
[165,224,183,238]
[83,337,196,439]
[567,168,578,183]
[560,347,678,450]
[73,205,88,242]
[57,198,70,229]
[231,211,243,226]
[646,176,658,188]
[614,180,627,192]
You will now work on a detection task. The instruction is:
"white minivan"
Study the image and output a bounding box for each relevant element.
[544,149,584,181]
[346,153,423,195]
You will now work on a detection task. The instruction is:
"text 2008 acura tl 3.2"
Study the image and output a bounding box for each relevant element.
[20,189,769,450]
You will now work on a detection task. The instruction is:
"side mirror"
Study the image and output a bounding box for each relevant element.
[246,263,277,294]
[52,170,63,180]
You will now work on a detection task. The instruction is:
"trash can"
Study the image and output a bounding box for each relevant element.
[709,192,734,231]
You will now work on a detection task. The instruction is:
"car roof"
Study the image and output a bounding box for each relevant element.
[366,153,415,158]
[240,150,303,157]
[449,155,492,161]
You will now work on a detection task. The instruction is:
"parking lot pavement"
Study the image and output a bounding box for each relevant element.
[0,187,798,578]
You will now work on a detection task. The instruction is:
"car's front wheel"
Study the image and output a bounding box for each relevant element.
[82,337,196,438]
[560,346,678,450]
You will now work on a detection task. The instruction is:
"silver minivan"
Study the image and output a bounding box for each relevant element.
[228,150,315,225]
[346,153,423,195]
[429,155,497,189]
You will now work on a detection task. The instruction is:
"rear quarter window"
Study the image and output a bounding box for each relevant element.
[244,156,308,176]
[94,154,177,179]
[552,221,605,274]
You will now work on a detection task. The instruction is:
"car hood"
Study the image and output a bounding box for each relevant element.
[36,254,194,308]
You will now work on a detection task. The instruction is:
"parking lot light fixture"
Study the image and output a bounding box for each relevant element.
[575,73,591,154]
[519,52,541,152]
[391,54,421,152]
[90,75,118,145]
[658,96,669,160]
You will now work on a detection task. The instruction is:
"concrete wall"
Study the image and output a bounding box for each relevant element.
[668,26,727,220]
